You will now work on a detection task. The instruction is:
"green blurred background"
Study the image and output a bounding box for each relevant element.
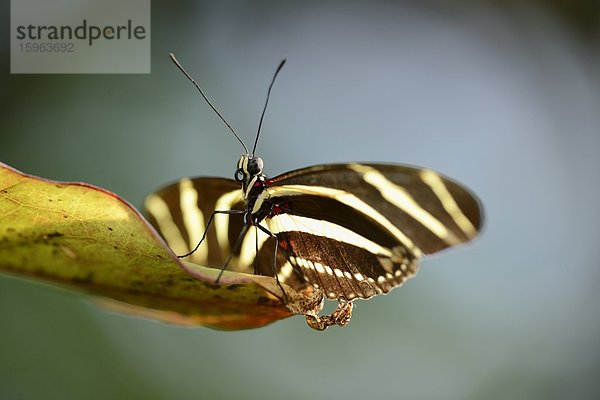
[2,0,600,399]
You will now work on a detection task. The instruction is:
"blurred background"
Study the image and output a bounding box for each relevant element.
[1,0,600,399]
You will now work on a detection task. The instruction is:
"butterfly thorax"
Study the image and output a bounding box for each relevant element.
[235,154,272,223]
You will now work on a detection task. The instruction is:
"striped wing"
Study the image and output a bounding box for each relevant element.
[262,163,483,300]
[145,163,483,302]
[144,177,306,290]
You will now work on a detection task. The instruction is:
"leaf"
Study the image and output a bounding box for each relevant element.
[0,162,322,330]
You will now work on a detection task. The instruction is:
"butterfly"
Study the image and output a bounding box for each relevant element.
[145,55,483,330]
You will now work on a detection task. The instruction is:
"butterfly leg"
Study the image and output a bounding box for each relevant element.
[215,222,250,283]
[253,225,259,275]
[255,223,289,304]
[178,209,244,258]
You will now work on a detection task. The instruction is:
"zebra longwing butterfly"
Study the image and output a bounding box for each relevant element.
[146,55,483,330]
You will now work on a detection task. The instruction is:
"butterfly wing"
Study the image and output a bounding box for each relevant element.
[144,177,306,290]
[262,163,483,300]
[145,163,483,301]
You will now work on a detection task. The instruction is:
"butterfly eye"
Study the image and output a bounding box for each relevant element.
[234,169,245,182]
[247,157,264,175]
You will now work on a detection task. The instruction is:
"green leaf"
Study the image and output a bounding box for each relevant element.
[0,162,322,330]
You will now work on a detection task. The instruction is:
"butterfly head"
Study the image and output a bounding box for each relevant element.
[235,154,265,196]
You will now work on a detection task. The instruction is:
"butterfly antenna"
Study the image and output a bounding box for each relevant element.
[252,58,286,156]
[169,53,249,154]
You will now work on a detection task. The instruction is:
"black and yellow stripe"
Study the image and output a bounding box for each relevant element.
[145,162,482,302]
